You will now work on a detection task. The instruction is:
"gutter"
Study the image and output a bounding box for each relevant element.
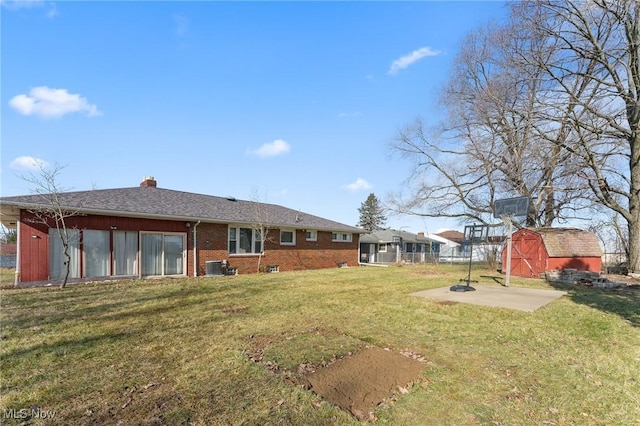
[192,220,200,277]
[14,217,20,287]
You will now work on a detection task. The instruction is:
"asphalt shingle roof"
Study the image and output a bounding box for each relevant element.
[360,229,445,244]
[0,186,363,233]
[534,228,602,258]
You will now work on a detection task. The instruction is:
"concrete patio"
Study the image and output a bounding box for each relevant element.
[410,284,568,312]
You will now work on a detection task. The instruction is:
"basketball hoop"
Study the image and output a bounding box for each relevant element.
[450,223,488,292]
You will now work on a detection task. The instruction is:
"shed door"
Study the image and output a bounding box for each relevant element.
[512,233,542,277]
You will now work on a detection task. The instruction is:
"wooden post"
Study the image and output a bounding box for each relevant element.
[505,216,513,287]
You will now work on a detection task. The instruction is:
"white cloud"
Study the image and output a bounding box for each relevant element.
[1,0,44,10]
[9,86,101,118]
[1,0,57,17]
[10,156,49,171]
[344,178,372,192]
[388,46,441,76]
[249,139,291,157]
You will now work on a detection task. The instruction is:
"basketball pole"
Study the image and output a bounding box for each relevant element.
[495,196,529,288]
[504,215,513,287]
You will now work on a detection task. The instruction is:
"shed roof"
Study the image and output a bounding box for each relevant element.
[528,228,602,258]
[0,186,363,233]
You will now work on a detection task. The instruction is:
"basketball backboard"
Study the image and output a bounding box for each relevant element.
[493,196,530,218]
[463,224,489,243]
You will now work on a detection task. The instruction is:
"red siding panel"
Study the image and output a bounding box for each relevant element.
[18,211,191,283]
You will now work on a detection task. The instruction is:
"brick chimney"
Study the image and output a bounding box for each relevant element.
[417,232,425,238]
[140,176,157,188]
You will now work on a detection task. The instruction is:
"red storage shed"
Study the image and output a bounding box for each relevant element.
[503,228,602,278]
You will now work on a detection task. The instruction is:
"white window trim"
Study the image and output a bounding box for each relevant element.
[280,229,296,246]
[305,230,317,241]
[228,225,262,255]
[379,243,387,252]
[332,232,352,242]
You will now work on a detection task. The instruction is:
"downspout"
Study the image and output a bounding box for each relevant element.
[13,218,20,287]
[193,221,201,277]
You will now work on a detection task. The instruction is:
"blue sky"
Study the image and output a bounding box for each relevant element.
[1,0,508,234]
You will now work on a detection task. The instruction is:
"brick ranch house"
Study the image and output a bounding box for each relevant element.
[0,177,364,286]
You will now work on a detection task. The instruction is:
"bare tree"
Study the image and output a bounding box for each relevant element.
[250,189,274,273]
[391,0,640,272]
[512,0,640,272]
[589,213,629,267]
[390,21,589,229]
[21,163,80,288]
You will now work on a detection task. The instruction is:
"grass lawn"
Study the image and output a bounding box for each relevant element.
[1,264,639,425]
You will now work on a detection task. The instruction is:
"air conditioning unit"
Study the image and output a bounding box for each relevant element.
[206,260,223,276]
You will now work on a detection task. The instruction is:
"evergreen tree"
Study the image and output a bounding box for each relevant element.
[0,227,17,244]
[357,193,387,231]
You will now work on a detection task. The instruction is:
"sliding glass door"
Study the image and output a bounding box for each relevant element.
[164,234,184,275]
[114,231,138,276]
[141,233,185,276]
[84,230,110,277]
[49,229,80,280]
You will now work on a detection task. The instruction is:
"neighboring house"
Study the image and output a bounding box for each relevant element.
[0,177,363,285]
[0,243,17,268]
[437,229,504,263]
[436,230,464,262]
[359,229,444,264]
[503,227,602,278]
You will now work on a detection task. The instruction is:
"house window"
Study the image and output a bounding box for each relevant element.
[379,243,387,252]
[114,231,138,276]
[332,233,352,242]
[229,226,262,254]
[406,243,415,253]
[305,230,317,241]
[280,229,296,245]
[83,230,110,277]
[49,229,80,280]
[141,232,185,276]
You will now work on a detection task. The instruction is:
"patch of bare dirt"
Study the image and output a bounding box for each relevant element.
[301,346,428,420]
[244,332,429,421]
